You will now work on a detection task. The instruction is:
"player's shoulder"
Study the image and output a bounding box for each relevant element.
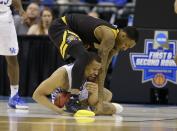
[95,25,116,40]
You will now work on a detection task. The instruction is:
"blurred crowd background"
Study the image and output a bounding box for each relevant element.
[12,0,136,35]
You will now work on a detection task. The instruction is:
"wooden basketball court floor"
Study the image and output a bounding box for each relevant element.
[0,97,177,131]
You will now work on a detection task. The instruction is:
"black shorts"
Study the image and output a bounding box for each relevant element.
[48,16,82,60]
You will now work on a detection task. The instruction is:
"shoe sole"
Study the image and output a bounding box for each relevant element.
[8,104,29,110]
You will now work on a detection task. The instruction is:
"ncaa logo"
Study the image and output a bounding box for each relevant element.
[155,33,167,45]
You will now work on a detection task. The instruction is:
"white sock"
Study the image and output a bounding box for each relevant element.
[10,85,19,98]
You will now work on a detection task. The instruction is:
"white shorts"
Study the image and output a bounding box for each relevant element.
[0,10,19,56]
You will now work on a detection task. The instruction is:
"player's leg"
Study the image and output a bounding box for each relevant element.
[49,19,89,112]
[5,56,28,109]
[93,101,123,115]
[68,41,90,91]
[91,88,123,115]
[0,13,28,109]
[5,56,19,96]
[49,18,90,93]
[94,101,116,115]
[5,56,19,85]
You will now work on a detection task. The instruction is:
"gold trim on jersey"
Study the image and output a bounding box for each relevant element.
[111,28,119,39]
[61,16,67,25]
[59,30,81,59]
[60,31,68,58]
[67,30,81,40]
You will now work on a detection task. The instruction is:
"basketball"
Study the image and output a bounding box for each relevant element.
[54,92,70,108]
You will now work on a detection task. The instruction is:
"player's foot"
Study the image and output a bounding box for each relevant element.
[8,93,28,109]
[111,103,123,114]
[65,94,85,113]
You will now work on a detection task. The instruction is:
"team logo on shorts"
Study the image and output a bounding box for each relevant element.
[66,35,79,44]
[9,47,17,54]
[130,31,177,88]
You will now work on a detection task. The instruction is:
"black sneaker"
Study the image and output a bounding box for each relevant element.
[65,94,84,113]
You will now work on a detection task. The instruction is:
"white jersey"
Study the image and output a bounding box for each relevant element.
[51,64,89,102]
[0,0,12,12]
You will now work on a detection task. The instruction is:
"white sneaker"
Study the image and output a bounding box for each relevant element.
[111,103,123,114]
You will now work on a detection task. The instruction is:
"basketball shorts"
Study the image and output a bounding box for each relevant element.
[0,11,19,56]
[48,16,81,60]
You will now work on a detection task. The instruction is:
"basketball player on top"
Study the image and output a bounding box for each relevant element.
[48,13,139,113]
[0,0,28,109]
[33,52,123,115]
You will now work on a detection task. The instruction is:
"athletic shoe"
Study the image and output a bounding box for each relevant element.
[8,93,28,109]
[65,94,84,113]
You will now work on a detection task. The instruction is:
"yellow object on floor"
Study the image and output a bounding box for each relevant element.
[74,110,95,117]
[74,117,95,124]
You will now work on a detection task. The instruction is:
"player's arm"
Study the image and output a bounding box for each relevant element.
[175,54,177,65]
[86,82,113,106]
[85,82,99,106]
[32,68,66,114]
[12,0,25,16]
[94,26,115,104]
[175,0,177,14]
[105,49,118,75]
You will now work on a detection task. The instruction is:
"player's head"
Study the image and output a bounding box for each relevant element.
[116,26,139,51]
[84,52,101,82]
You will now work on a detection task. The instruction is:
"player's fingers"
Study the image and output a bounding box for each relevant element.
[86,82,97,86]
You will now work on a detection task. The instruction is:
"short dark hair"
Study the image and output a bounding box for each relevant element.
[87,52,101,64]
[123,26,139,43]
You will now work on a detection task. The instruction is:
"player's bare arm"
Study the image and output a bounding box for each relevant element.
[175,54,177,65]
[94,26,115,112]
[105,49,118,75]
[174,0,177,13]
[85,82,99,106]
[33,67,67,114]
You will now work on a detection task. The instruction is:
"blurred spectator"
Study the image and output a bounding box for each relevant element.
[27,7,53,35]
[14,3,40,35]
[41,0,55,6]
[80,0,98,4]
[98,0,127,6]
[88,11,99,18]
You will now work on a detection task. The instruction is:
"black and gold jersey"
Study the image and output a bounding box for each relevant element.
[65,13,118,44]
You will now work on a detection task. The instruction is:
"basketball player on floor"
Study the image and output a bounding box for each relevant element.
[48,13,139,113]
[0,0,28,109]
[33,52,123,115]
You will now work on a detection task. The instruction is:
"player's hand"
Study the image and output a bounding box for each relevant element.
[85,82,98,94]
